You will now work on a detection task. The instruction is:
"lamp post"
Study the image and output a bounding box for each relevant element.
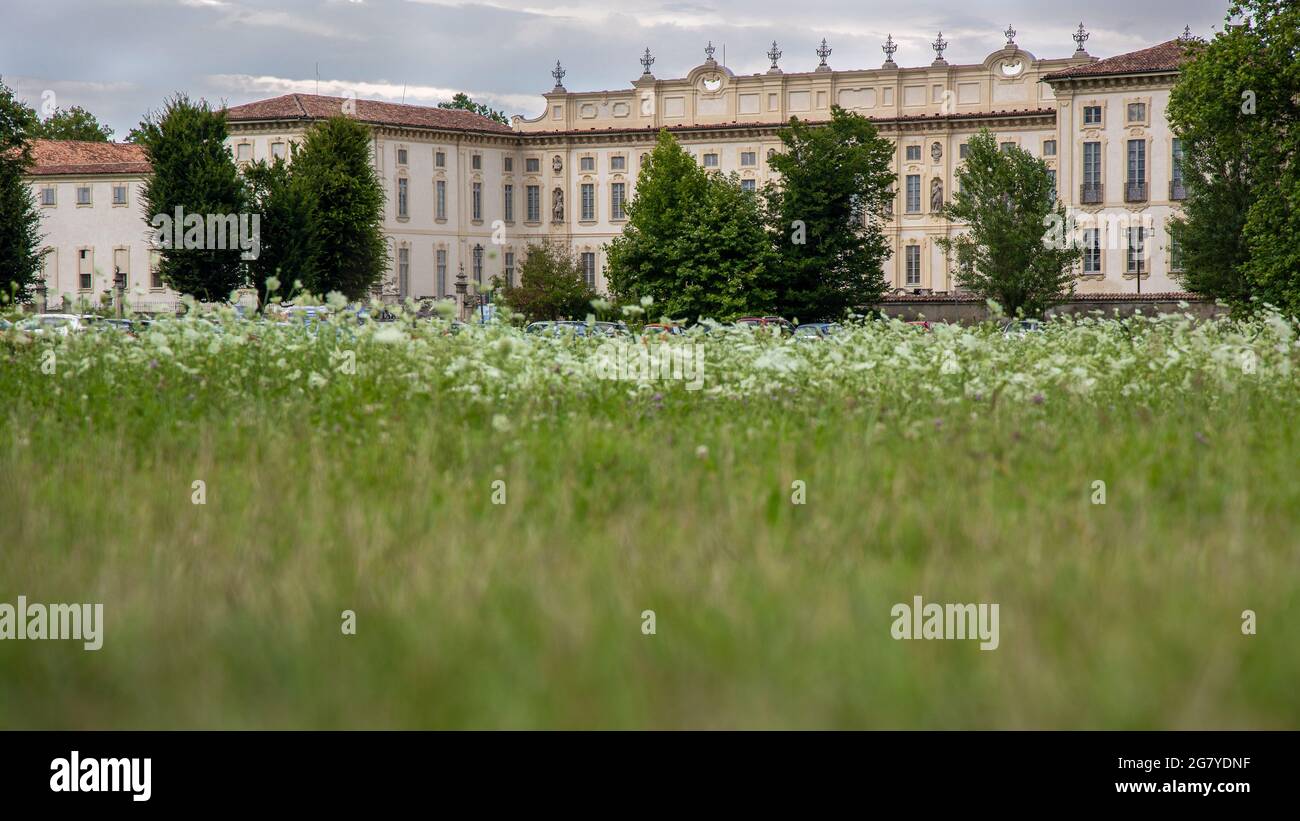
[114,267,127,318]
[34,280,47,315]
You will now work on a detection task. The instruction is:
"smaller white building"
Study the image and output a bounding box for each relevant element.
[26,140,179,313]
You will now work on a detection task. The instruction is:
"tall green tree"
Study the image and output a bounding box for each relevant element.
[136,95,246,301]
[0,78,44,305]
[764,106,896,321]
[438,92,508,126]
[498,242,597,321]
[32,106,114,141]
[606,129,775,321]
[1168,1,1300,313]
[242,155,311,308]
[291,116,387,300]
[938,130,1080,317]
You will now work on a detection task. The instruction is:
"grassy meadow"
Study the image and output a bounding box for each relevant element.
[2,305,1298,728]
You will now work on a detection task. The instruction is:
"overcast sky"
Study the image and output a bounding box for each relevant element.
[2,0,1229,138]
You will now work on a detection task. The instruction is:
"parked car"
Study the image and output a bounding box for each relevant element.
[15,314,85,336]
[1002,319,1044,337]
[525,321,555,336]
[594,321,632,337]
[642,323,684,337]
[736,316,795,335]
[793,322,842,340]
[906,320,933,332]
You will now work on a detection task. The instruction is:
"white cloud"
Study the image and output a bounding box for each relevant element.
[209,73,542,115]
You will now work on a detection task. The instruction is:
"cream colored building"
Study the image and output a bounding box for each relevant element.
[26,140,174,312]
[29,26,1194,312]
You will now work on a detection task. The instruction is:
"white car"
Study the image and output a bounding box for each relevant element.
[15,314,85,337]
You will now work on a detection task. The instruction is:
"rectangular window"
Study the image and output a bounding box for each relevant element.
[271,142,286,160]
[504,251,515,287]
[1083,142,1102,186]
[1043,139,1057,157]
[581,183,595,221]
[1127,102,1146,123]
[1126,139,1147,202]
[1083,229,1101,273]
[112,184,128,205]
[741,179,757,193]
[436,180,446,220]
[236,143,252,161]
[436,249,447,297]
[398,247,410,297]
[504,157,513,173]
[397,148,408,166]
[41,186,56,206]
[905,175,921,213]
[472,245,483,284]
[76,186,91,206]
[702,153,718,168]
[435,150,446,168]
[1000,142,1015,153]
[610,182,626,220]
[472,181,482,221]
[959,143,969,159]
[610,155,626,171]
[580,156,594,172]
[471,154,481,170]
[525,157,540,173]
[1127,227,1146,273]
[526,185,540,222]
[580,252,596,288]
[78,249,93,290]
[740,151,756,167]
[150,250,162,289]
[1170,234,1184,273]
[1171,138,1185,183]
[503,184,514,222]
[905,145,921,161]
[397,177,409,218]
[1047,169,1057,201]
[113,248,129,284]
[905,245,921,286]
[1083,105,1102,125]
[1127,140,1146,183]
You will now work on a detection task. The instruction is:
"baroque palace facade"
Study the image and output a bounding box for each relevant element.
[28,24,1193,311]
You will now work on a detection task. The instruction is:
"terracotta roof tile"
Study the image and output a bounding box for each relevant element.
[1042,39,1189,81]
[27,139,150,176]
[224,93,514,135]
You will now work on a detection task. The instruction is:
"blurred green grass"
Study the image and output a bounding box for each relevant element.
[2,388,1296,728]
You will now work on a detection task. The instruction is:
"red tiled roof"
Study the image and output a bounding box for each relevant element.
[1042,39,1189,81]
[878,291,1205,303]
[27,139,150,176]
[224,93,514,135]
[523,108,1056,137]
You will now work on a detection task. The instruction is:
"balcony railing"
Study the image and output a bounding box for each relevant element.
[1170,180,1187,201]
[1125,181,1148,203]
[1080,183,1104,205]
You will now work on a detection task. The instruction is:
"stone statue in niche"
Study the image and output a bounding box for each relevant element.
[552,155,563,173]
[931,141,942,162]
[552,187,564,222]
[930,178,944,212]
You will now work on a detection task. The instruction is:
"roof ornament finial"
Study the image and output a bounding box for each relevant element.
[640,48,655,75]
[551,60,566,89]
[882,33,898,67]
[1073,22,1091,56]
[704,41,716,62]
[931,31,949,64]
[767,40,782,72]
[1004,25,1017,46]
[1179,25,1194,42]
[816,38,832,69]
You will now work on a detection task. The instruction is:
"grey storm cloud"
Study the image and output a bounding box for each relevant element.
[1,0,1229,138]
